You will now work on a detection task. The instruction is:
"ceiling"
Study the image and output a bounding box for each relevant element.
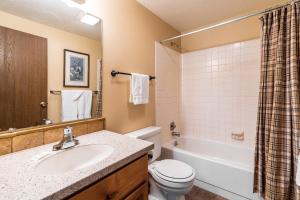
[137,0,286,32]
[0,0,101,40]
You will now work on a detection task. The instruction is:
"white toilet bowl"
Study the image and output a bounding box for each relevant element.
[148,159,195,200]
[125,127,196,200]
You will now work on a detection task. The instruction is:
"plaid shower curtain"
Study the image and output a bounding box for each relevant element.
[254,2,300,200]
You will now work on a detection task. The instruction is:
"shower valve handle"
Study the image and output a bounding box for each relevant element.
[170,121,176,131]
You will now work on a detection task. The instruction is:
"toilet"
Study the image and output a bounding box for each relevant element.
[126,126,195,200]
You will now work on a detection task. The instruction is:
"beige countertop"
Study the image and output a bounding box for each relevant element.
[0,130,153,200]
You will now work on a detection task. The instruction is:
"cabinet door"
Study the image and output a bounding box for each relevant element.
[124,182,148,200]
[69,174,118,200]
[68,155,148,200]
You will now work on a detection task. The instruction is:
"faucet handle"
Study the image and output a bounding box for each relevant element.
[170,121,176,131]
[53,126,78,151]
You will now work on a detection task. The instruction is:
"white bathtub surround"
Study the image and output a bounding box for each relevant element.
[155,39,261,199]
[155,42,181,143]
[181,39,260,148]
[162,137,261,200]
[155,39,260,147]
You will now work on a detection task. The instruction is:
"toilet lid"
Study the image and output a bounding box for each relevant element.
[153,159,195,181]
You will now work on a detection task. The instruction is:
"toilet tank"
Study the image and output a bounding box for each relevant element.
[126,126,161,162]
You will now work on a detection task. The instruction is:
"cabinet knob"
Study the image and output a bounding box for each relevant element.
[40,101,47,108]
[106,191,117,200]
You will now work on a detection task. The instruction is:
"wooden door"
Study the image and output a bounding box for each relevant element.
[0,26,47,131]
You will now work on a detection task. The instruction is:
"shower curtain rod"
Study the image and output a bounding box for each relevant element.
[160,0,298,43]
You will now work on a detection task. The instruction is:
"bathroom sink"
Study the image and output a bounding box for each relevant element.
[35,144,114,175]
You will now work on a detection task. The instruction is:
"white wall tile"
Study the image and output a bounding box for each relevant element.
[181,39,260,148]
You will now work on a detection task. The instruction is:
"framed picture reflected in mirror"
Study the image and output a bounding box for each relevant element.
[64,49,90,87]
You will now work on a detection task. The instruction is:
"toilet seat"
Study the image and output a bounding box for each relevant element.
[153,159,195,182]
[149,159,196,189]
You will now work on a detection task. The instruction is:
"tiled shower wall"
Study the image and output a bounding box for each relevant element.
[155,42,181,143]
[181,39,260,148]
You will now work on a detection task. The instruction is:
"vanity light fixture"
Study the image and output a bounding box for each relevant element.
[60,0,99,26]
[80,14,100,26]
[60,0,86,10]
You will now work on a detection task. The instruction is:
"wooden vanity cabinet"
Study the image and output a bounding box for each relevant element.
[68,155,149,200]
[123,182,148,200]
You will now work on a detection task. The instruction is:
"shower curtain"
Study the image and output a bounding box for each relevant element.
[254,2,300,200]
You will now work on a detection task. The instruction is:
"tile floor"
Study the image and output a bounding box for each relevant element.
[185,186,227,200]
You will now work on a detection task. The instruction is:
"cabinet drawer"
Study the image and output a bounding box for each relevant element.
[69,155,148,200]
[124,182,148,200]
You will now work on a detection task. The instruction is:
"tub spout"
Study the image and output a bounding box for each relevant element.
[174,140,178,146]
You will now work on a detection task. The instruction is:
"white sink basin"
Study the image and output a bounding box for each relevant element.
[35,144,114,175]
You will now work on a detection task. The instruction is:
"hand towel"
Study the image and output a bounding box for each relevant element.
[129,73,149,105]
[77,90,92,119]
[61,90,84,122]
[297,155,300,186]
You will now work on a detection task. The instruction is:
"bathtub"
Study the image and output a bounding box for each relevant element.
[162,137,261,200]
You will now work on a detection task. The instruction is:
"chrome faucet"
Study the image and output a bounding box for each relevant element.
[53,126,79,151]
[170,122,180,146]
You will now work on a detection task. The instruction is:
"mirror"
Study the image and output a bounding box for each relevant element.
[0,0,102,132]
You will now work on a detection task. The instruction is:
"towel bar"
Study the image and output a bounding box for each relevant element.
[50,90,98,95]
[111,70,155,80]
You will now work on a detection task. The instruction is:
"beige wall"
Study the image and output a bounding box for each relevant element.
[179,0,287,52]
[0,11,102,123]
[87,0,179,133]
[182,16,261,52]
